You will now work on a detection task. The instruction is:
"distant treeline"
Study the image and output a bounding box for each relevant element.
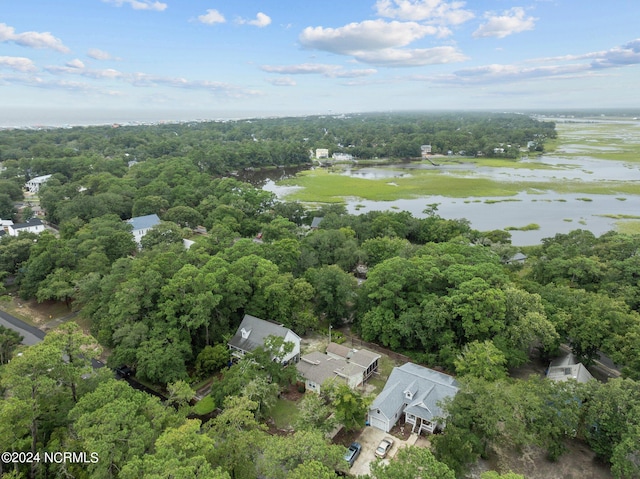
[0,112,555,177]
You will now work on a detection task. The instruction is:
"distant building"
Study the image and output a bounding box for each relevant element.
[310,217,324,229]
[25,175,52,193]
[8,218,45,236]
[546,353,594,383]
[332,152,353,161]
[127,214,160,245]
[315,148,329,159]
[420,145,432,158]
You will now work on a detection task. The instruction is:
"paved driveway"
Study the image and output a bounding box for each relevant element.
[348,426,419,477]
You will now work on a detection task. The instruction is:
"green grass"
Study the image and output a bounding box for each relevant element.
[616,220,640,234]
[193,396,215,415]
[268,398,300,429]
[367,356,397,395]
[505,223,541,231]
[595,214,640,220]
[484,199,522,204]
[278,166,640,203]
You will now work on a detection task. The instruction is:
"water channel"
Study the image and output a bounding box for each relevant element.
[240,121,640,246]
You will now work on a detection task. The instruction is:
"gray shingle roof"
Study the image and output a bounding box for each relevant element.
[325,342,380,369]
[296,351,363,386]
[228,314,299,354]
[11,218,43,229]
[547,353,594,383]
[370,363,459,422]
[127,214,160,231]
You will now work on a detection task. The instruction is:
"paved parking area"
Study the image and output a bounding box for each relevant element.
[348,426,420,477]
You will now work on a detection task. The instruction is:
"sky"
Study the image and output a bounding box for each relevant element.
[1,0,639,125]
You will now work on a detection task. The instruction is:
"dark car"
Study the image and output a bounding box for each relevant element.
[344,442,362,467]
[115,365,133,378]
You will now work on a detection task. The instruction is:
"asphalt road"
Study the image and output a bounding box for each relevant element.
[0,307,45,345]
[0,307,105,369]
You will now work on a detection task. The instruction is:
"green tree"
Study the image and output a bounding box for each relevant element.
[0,325,23,364]
[258,430,346,479]
[369,446,456,479]
[454,340,508,381]
[69,379,182,479]
[295,392,336,434]
[325,382,368,432]
[195,344,230,378]
[305,265,357,326]
[481,472,525,479]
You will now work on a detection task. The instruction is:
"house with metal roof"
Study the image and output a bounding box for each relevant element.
[368,362,459,434]
[127,214,160,245]
[546,353,594,383]
[228,314,301,365]
[25,174,52,193]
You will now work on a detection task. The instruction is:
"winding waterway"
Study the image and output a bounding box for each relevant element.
[247,119,640,245]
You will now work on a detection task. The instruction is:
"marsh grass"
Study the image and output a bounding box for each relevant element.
[595,214,640,219]
[505,223,540,231]
[280,167,640,202]
[616,220,640,234]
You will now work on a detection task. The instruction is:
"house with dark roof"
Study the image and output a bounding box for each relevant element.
[228,314,301,365]
[368,362,459,435]
[296,342,380,394]
[546,353,594,383]
[8,218,45,236]
[127,214,160,245]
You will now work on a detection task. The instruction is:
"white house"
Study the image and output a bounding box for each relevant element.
[8,218,45,236]
[228,314,301,365]
[315,148,329,159]
[420,145,432,158]
[368,362,459,435]
[127,214,160,245]
[25,175,52,193]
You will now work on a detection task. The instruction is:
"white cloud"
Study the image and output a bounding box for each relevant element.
[0,23,69,53]
[266,77,296,86]
[0,56,37,72]
[351,46,467,66]
[66,59,85,69]
[88,48,118,61]
[237,12,272,28]
[198,9,226,25]
[374,0,474,25]
[473,7,536,39]
[261,63,377,78]
[103,0,167,12]
[426,39,640,85]
[300,19,443,54]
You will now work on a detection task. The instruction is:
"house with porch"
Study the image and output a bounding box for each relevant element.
[228,314,301,365]
[368,362,459,435]
[296,342,380,394]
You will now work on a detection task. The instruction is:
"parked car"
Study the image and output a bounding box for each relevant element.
[344,442,362,467]
[374,437,395,459]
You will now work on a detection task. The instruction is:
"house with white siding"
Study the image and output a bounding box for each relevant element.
[8,218,45,236]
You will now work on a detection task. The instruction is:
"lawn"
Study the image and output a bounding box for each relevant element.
[193,396,215,415]
[269,398,300,429]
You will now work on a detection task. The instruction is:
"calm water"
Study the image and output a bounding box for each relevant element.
[250,163,640,245]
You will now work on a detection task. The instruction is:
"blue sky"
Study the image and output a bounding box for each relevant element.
[1,0,639,124]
